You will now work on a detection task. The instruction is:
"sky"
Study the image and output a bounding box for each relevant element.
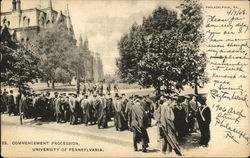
[1,0,180,75]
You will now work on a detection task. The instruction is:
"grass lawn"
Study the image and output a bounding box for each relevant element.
[2,82,207,98]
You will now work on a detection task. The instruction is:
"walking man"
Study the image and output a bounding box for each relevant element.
[196,96,211,147]
[159,96,182,155]
[130,97,149,152]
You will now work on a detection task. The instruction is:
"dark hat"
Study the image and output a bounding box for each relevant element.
[137,96,142,100]
[199,96,207,105]
[164,95,171,99]
[115,93,119,98]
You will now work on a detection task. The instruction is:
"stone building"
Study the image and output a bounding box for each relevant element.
[1,0,74,43]
[78,35,104,82]
[1,0,103,82]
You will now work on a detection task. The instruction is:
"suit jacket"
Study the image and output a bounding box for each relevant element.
[69,97,77,113]
[8,94,15,105]
[81,98,90,116]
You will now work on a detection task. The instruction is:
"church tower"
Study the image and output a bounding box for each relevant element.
[79,35,83,47]
[83,37,89,51]
[48,0,52,9]
[12,0,16,11]
[16,0,21,11]
[46,0,54,26]
[65,4,74,37]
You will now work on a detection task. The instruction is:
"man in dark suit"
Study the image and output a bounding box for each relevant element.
[130,97,149,152]
[15,90,22,115]
[180,96,190,135]
[92,94,101,125]
[8,90,15,116]
[2,89,8,113]
[196,96,211,147]
[97,94,108,128]
[106,94,114,121]
[160,96,182,155]
[173,99,186,141]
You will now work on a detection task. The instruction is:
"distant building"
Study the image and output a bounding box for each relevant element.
[78,35,104,82]
[1,0,74,43]
[1,0,104,82]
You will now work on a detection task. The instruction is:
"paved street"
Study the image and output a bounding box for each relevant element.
[1,113,212,157]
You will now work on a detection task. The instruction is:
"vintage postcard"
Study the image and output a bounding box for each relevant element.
[0,0,249,157]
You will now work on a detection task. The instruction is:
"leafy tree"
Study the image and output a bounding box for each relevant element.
[141,6,178,35]
[65,46,86,94]
[117,1,208,96]
[54,68,72,84]
[177,0,208,94]
[31,24,76,89]
[0,39,41,93]
[117,23,146,83]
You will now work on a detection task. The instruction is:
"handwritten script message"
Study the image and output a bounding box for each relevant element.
[205,5,249,145]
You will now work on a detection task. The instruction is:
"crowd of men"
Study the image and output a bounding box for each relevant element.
[81,82,118,95]
[0,88,211,155]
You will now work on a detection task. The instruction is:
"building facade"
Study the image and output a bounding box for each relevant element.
[1,0,103,82]
[1,0,74,42]
[78,35,104,82]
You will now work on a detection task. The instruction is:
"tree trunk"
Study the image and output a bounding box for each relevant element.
[46,80,50,87]
[18,86,22,97]
[52,79,55,90]
[76,70,80,96]
[194,83,198,95]
[156,86,161,97]
[155,81,161,100]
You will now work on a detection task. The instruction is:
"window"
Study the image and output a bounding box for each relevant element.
[27,18,30,26]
